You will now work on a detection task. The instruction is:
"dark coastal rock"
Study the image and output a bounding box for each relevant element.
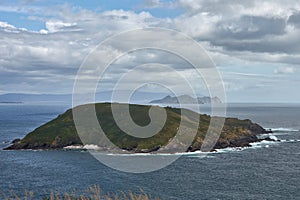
[4,139,79,150]
[265,129,273,134]
[135,146,161,153]
[187,135,259,152]
[11,138,21,144]
[264,137,280,142]
[228,135,258,147]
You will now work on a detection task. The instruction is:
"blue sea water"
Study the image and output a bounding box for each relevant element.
[0,103,300,199]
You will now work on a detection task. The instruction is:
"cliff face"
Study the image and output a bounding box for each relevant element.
[4,103,269,152]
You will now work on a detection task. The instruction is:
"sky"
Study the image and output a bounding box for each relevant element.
[0,0,300,103]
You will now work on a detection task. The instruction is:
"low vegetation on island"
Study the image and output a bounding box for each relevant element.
[4,103,273,152]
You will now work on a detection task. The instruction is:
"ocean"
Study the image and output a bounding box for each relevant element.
[0,103,299,199]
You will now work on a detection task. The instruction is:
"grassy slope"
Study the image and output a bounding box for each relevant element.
[5,103,267,151]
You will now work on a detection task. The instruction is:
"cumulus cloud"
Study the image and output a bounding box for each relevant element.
[45,20,78,33]
[1,0,300,101]
[0,8,162,94]
[174,0,300,67]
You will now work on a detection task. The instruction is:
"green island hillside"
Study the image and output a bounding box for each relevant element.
[4,103,273,152]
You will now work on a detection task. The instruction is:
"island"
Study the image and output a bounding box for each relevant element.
[150,95,222,104]
[4,103,274,152]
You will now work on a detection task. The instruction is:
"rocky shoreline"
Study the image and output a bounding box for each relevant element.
[4,132,277,153]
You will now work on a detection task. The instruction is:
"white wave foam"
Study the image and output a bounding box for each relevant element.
[64,145,84,149]
[213,138,281,153]
[64,136,299,156]
[64,144,102,150]
[267,127,299,132]
[249,136,285,150]
[269,135,279,141]
[214,147,245,153]
[174,151,204,156]
[283,139,300,143]
[257,134,280,141]
[83,144,102,150]
[104,151,205,157]
[90,150,218,157]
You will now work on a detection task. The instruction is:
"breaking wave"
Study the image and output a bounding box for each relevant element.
[267,127,299,132]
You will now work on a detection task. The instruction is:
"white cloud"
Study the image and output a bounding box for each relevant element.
[0,21,16,29]
[274,66,296,74]
[45,20,78,33]
[39,29,48,34]
[1,1,300,102]
[174,12,221,39]
[168,0,300,73]
[177,0,300,18]
[0,8,164,94]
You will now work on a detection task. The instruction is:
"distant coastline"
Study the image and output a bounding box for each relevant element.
[150,95,222,105]
[0,101,23,104]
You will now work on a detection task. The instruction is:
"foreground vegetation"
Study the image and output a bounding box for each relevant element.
[1,185,160,200]
[5,103,269,152]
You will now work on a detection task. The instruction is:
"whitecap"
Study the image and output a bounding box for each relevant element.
[64,144,103,150]
[257,134,280,141]
[284,139,300,143]
[269,135,279,141]
[83,144,102,150]
[63,145,84,149]
[214,147,245,153]
[249,139,280,149]
[91,150,214,157]
[104,151,202,157]
[267,127,299,132]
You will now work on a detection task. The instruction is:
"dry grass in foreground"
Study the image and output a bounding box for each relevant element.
[1,185,160,200]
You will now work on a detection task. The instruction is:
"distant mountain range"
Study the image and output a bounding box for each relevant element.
[0,91,168,104]
[150,95,222,104]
